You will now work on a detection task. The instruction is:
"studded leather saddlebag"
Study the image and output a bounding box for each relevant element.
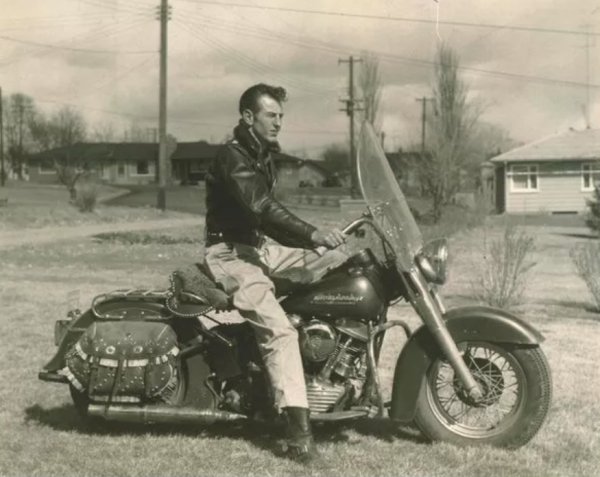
[63,321,179,403]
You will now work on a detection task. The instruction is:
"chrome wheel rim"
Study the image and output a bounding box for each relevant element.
[426,342,526,439]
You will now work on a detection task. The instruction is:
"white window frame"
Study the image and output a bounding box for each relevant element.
[581,163,600,191]
[509,164,539,193]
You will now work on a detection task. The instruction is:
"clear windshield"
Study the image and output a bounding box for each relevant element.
[357,121,423,271]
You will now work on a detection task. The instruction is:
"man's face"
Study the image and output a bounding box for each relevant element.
[243,94,283,145]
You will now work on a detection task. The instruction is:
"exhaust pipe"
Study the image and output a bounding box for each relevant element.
[88,404,247,425]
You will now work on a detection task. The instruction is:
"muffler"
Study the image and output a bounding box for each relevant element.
[88,404,247,424]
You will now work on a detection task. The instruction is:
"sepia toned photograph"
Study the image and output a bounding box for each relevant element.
[0,1,599,476]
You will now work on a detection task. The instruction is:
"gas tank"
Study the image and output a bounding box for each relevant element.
[281,259,386,322]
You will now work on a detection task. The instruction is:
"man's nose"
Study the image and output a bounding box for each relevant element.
[274,115,282,128]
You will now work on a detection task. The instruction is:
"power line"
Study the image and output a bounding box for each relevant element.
[0,34,156,54]
[76,0,153,18]
[175,17,338,95]
[178,13,600,90]
[183,0,600,37]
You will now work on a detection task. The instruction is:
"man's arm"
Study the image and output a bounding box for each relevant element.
[218,146,317,245]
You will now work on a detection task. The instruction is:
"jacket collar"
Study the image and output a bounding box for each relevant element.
[233,120,281,159]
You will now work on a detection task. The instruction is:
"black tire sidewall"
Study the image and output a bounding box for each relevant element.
[414,344,551,448]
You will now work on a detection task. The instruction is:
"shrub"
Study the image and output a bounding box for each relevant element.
[570,242,600,311]
[472,225,536,309]
[74,182,98,213]
[584,185,600,235]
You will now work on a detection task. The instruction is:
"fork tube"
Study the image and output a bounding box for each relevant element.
[405,269,483,400]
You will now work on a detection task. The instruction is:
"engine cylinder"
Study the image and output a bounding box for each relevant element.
[298,320,337,363]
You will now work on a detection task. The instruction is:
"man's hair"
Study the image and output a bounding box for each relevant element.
[239,83,287,114]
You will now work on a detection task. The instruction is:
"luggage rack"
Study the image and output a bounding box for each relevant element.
[91,289,170,320]
[90,288,234,348]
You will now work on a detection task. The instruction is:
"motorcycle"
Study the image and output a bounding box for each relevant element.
[39,122,551,448]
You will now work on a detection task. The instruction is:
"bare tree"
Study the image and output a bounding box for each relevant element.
[123,122,153,142]
[4,93,35,179]
[420,44,480,222]
[52,106,87,147]
[30,105,89,201]
[358,52,383,132]
[91,121,116,142]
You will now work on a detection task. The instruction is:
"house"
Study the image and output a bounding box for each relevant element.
[27,141,335,189]
[272,153,332,188]
[490,128,600,214]
[28,142,158,185]
[170,141,220,184]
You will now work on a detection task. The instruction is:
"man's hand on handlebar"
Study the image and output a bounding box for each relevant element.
[311,228,346,249]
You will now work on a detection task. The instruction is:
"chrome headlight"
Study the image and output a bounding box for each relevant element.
[415,238,449,285]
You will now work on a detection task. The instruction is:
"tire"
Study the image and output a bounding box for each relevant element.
[413,342,552,448]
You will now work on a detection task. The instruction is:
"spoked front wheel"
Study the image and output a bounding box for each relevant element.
[414,342,551,448]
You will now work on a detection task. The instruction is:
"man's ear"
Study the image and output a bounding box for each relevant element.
[241,109,254,126]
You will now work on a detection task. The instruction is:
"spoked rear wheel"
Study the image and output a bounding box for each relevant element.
[414,342,551,448]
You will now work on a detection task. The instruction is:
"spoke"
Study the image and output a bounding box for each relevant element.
[438,392,460,411]
[450,402,475,421]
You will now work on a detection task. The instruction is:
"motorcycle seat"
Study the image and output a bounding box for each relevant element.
[169,263,314,312]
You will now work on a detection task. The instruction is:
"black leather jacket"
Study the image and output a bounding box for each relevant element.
[204,121,317,249]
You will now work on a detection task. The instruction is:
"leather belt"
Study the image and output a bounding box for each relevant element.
[205,230,264,248]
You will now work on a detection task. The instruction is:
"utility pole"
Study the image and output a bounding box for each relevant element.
[339,55,363,199]
[415,97,434,156]
[156,0,171,211]
[0,87,4,187]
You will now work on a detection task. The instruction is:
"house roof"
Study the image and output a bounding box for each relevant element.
[171,141,221,160]
[490,128,600,163]
[27,142,156,162]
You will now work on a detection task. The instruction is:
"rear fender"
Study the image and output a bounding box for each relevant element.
[389,305,544,422]
[41,298,170,373]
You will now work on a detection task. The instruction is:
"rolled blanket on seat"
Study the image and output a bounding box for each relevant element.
[170,263,231,310]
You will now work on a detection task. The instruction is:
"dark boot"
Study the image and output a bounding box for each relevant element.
[282,407,319,464]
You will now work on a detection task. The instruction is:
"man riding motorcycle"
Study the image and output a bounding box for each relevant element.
[203,83,347,462]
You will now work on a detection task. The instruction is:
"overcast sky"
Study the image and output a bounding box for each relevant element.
[1,0,598,155]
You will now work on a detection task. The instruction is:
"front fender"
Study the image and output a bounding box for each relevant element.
[389,305,544,422]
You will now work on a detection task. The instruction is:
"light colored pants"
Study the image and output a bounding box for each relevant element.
[204,241,347,410]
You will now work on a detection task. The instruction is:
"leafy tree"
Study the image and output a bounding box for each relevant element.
[420,44,480,222]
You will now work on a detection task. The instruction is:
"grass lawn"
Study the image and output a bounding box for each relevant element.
[0,198,599,476]
[0,182,193,230]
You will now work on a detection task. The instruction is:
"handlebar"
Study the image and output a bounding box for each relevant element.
[314,216,375,255]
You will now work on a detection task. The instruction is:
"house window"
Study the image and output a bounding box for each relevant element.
[510,165,538,192]
[135,160,150,175]
[117,163,125,177]
[582,163,600,191]
[39,160,55,175]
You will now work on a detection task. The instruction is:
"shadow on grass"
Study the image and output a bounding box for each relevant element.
[552,231,598,240]
[315,417,426,445]
[24,404,427,450]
